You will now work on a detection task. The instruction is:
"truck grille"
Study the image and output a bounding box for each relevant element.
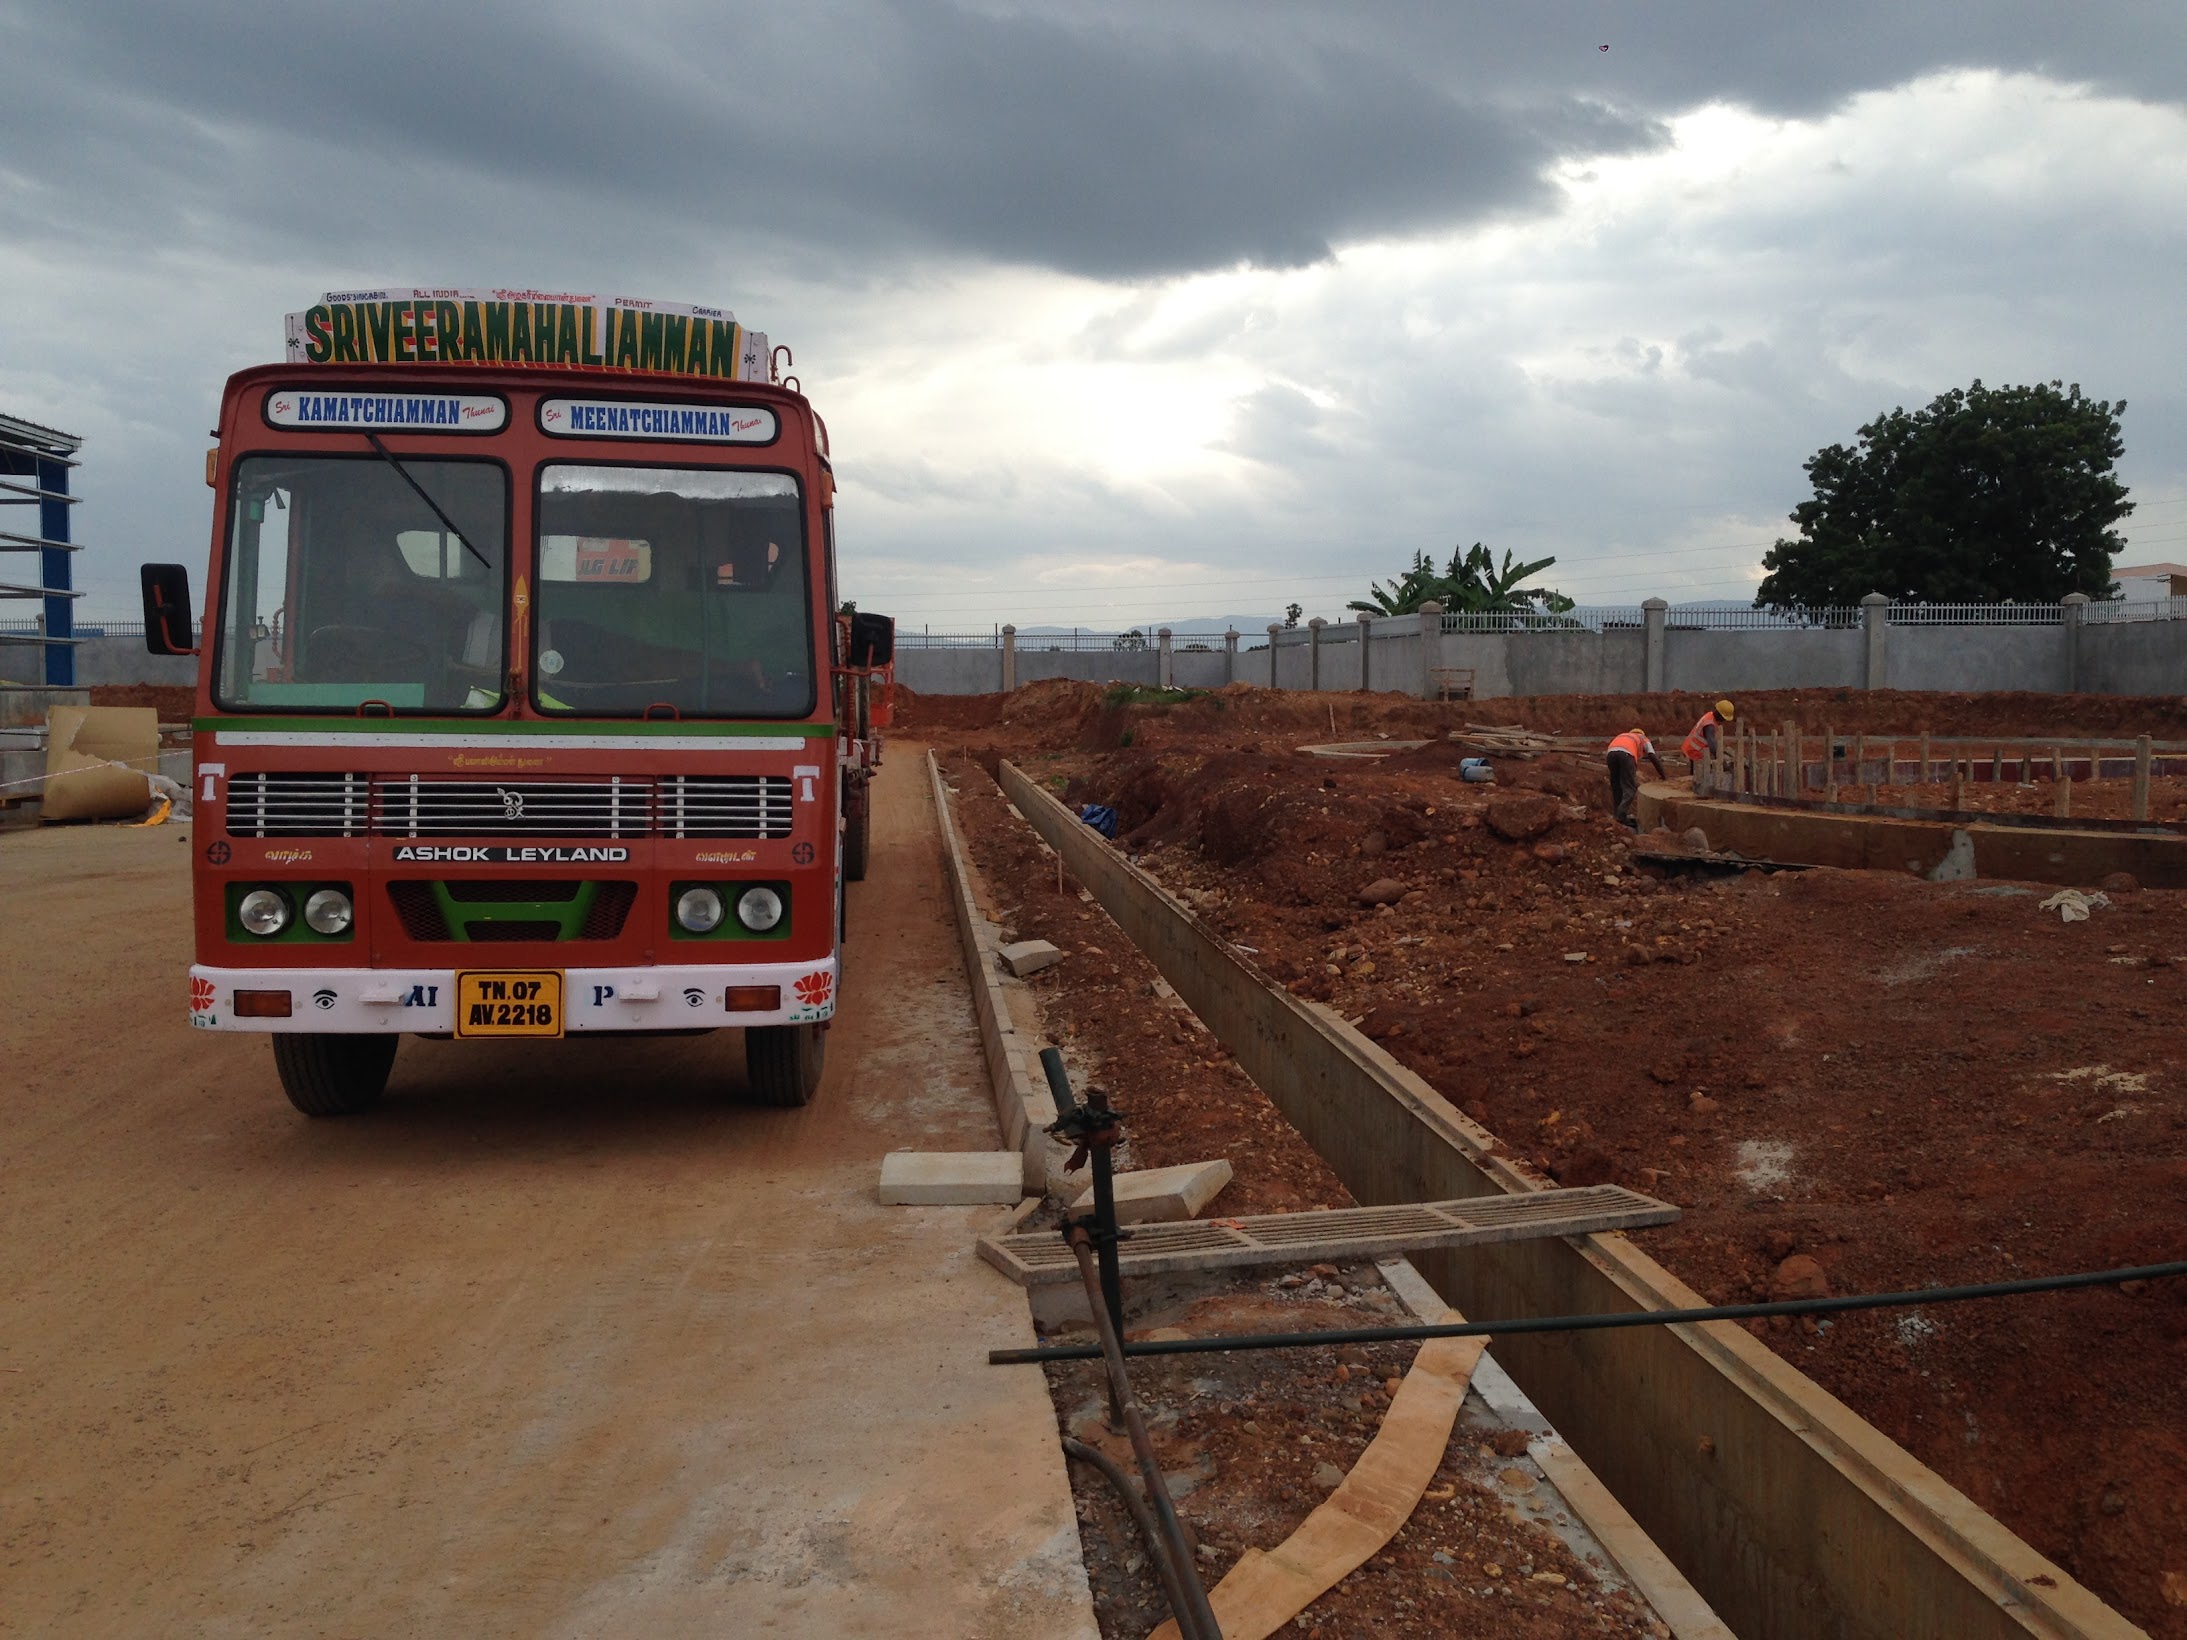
[374,776,652,838]
[224,772,369,838]
[223,772,799,840]
[658,775,796,839]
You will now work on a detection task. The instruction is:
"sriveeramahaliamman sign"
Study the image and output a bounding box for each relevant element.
[283,288,771,382]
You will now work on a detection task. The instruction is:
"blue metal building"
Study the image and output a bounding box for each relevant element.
[0,411,85,686]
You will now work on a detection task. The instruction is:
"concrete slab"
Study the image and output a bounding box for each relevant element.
[998,938,1064,977]
[1067,1158,1233,1224]
[879,1150,1027,1205]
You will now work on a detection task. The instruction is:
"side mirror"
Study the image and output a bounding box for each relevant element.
[847,611,895,668]
[141,563,198,656]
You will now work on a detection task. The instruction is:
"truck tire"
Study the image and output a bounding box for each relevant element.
[843,791,870,882]
[271,1033,398,1117]
[745,1022,826,1108]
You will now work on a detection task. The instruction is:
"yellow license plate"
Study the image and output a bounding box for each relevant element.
[455,970,564,1038]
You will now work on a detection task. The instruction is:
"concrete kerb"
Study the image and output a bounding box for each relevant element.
[926,750,1071,1196]
[996,756,2138,1640]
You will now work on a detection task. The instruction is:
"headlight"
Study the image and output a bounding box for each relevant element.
[238,887,292,937]
[736,885,784,932]
[303,887,353,935]
[676,885,726,933]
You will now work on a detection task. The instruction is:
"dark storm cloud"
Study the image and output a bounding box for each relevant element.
[16,0,2173,284]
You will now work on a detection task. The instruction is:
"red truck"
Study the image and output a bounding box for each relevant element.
[142,289,892,1114]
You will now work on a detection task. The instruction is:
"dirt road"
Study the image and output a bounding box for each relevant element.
[0,753,1094,1637]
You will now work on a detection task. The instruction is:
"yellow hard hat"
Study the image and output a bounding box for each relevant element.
[1629,726,1646,738]
[1716,699,1734,719]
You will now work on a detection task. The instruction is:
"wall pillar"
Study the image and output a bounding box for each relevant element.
[2061,592,2088,692]
[1860,592,1890,689]
[1000,623,1017,692]
[1267,624,1282,688]
[1356,613,1373,691]
[1157,626,1174,688]
[1223,627,1239,684]
[1417,601,1443,699]
[1308,617,1326,690]
[1642,597,1668,694]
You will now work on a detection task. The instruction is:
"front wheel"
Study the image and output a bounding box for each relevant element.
[271,1033,397,1117]
[744,1023,826,1108]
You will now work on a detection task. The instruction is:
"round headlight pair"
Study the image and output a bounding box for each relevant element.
[237,886,351,938]
[674,884,784,934]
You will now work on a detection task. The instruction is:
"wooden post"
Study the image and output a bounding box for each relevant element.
[1823,722,1836,801]
[1918,731,1931,788]
[1886,739,1898,793]
[2133,735,2152,821]
[1853,732,1867,789]
[1784,720,1798,796]
[1949,758,1964,810]
[2088,744,2102,785]
[2054,764,2071,818]
[2050,746,2062,782]
[1990,747,2002,785]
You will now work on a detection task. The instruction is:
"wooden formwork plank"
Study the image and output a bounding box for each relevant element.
[979,1184,1677,1285]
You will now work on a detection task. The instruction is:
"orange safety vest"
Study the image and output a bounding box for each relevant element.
[1608,731,1652,762]
[1681,711,1722,762]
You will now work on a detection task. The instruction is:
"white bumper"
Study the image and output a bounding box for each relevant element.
[187,958,838,1033]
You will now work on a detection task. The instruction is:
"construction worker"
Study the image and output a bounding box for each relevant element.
[1605,727,1667,831]
[1681,699,1735,764]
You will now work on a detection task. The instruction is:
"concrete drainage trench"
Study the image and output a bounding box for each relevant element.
[928,743,2173,1639]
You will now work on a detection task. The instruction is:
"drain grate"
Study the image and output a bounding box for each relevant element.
[977,1183,1678,1286]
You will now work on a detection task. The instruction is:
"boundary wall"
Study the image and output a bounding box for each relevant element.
[49,599,2185,698]
[997,756,2141,1640]
[887,597,2184,699]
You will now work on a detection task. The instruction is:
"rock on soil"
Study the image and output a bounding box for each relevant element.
[1357,877,1409,907]
[1484,792,1562,842]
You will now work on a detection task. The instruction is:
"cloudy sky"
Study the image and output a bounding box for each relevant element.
[4,0,2185,632]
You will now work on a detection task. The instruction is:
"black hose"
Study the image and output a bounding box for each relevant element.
[1068,1232,1224,1640]
[989,1258,2187,1367]
[1063,1437,1203,1637]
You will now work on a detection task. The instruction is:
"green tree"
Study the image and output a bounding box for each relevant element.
[1755,380,2131,610]
[1348,542,1571,617]
[1283,602,1302,628]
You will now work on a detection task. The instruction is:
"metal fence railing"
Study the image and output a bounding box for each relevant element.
[892,629,1001,649]
[1010,630,1144,651]
[1883,602,2060,626]
[2080,595,2187,625]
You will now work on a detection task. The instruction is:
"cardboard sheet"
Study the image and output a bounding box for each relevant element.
[41,705,157,821]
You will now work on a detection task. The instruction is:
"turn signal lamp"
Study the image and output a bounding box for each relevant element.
[235,990,293,1017]
[723,985,782,1012]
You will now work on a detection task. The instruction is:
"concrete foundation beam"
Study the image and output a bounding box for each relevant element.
[1636,783,2187,889]
[997,756,2138,1640]
[928,752,1069,1195]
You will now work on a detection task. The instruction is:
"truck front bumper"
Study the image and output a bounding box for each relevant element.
[187,958,838,1033]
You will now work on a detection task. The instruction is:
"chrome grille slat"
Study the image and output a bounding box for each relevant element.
[225,772,370,838]
[660,775,794,839]
[370,778,655,839]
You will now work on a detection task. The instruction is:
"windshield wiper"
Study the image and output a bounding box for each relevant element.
[363,432,492,571]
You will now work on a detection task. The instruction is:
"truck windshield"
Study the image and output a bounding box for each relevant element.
[532,465,813,717]
[214,455,508,712]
